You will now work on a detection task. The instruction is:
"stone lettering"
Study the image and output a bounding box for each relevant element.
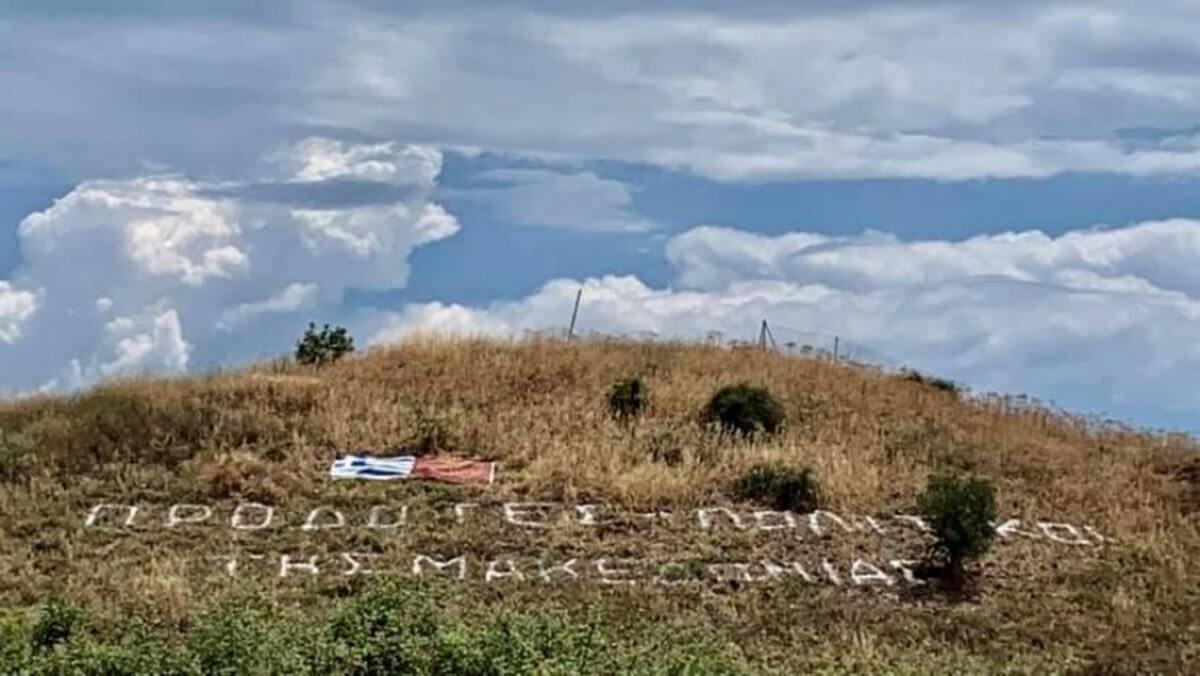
[301,506,346,531]
[412,555,466,579]
[85,503,139,528]
[279,554,320,578]
[367,505,407,529]
[231,503,274,531]
[503,502,556,528]
[165,504,212,528]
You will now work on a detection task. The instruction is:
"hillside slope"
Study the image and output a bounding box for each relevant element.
[1,338,1198,673]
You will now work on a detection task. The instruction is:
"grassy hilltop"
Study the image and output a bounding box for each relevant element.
[1,337,1198,674]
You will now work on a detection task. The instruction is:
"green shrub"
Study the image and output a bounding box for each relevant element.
[30,594,84,653]
[43,629,189,676]
[730,462,821,512]
[902,369,961,396]
[317,580,444,674]
[607,377,648,422]
[295,322,355,366]
[917,474,997,590]
[1,616,33,669]
[1,585,753,675]
[0,432,33,484]
[701,383,784,436]
[315,580,749,675]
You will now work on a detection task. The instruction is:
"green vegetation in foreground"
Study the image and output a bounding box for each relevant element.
[1,581,749,676]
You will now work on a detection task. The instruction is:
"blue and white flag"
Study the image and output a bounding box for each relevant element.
[331,454,496,484]
[330,455,416,480]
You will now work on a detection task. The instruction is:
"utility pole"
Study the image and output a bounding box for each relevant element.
[758,320,778,351]
[833,336,839,362]
[566,287,583,340]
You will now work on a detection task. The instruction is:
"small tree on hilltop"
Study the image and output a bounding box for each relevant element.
[917,474,997,591]
[701,383,785,436]
[295,323,355,366]
[607,376,648,423]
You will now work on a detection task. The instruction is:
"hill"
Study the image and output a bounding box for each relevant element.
[1,337,1198,674]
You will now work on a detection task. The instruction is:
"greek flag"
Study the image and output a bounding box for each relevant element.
[330,455,415,480]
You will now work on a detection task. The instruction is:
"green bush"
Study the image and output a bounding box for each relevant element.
[1,616,32,667]
[0,432,33,484]
[917,474,998,590]
[730,462,821,512]
[295,323,355,366]
[902,369,961,396]
[607,377,648,422]
[0,584,752,675]
[30,594,84,654]
[701,383,785,436]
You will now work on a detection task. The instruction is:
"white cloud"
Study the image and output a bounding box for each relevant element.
[99,307,191,379]
[371,219,1200,428]
[0,282,38,344]
[7,3,1200,181]
[0,138,458,392]
[217,282,319,331]
[274,137,444,185]
[454,168,654,231]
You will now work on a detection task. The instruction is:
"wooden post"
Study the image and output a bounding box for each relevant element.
[567,287,583,340]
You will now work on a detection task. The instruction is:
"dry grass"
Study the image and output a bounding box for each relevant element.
[1,336,1198,672]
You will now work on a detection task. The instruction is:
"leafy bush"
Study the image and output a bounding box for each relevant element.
[30,594,84,653]
[314,580,752,674]
[917,474,998,590]
[730,462,821,512]
[902,369,961,396]
[188,604,310,675]
[295,323,355,366]
[0,432,33,484]
[606,377,648,422]
[0,618,32,670]
[701,383,785,436]
[0,584,751,674]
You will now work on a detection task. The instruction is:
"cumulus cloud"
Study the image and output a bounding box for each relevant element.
[0,138,458,392]
[217,283,318,331]
[0,281,37,344]
[372,219,1200,428]
[7,3,1200,181]
[451,168,654,231]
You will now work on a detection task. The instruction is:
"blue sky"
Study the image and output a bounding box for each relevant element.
[3,1,1200,432]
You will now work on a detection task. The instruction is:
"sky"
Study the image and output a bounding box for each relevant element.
[2,1,1200,431]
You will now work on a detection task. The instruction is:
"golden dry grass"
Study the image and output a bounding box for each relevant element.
[1,336,1198,672]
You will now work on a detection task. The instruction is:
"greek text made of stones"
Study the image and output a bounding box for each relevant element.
[82,502,1111,545]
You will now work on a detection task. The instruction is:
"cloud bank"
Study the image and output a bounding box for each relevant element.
[0,138,457,392]
[6,2,1200,181]
[373,219,1200,429]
